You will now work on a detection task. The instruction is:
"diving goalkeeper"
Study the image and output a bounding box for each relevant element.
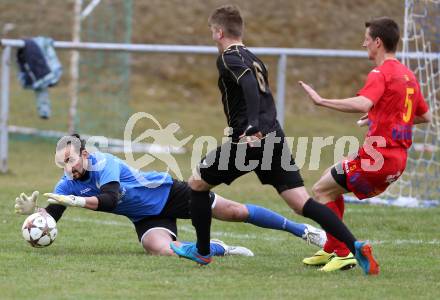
[15,134,326,257]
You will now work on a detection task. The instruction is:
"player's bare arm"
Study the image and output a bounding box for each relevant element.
[413,111,431,124]
[299,81,373,113]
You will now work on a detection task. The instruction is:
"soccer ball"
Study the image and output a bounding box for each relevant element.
[22,212,57,247]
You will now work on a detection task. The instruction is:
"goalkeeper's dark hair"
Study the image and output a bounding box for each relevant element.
[208,5,243,38]
[365,17,400,53]
[70,133,86,153]
[56,133,86,154]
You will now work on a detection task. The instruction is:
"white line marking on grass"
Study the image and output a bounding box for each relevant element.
[65,216,440,245]
[65,217,132,227]
[65,217,284,241]
[273,207,430,216]
[179,225,283,241]
[371,239,440,245]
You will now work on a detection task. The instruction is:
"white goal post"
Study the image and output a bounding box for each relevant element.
[1,39,437,174]
[381,0,440,207]
[346,0,440,208]
[0,41,368,174]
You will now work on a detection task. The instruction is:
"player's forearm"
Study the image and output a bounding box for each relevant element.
[413,116,426,124]
[84,196,99,210]
[44,183,119,212]
[299,82,373,113]
[71,195,115,211]
[95,182,119,212]
[45,196,98,214]
[319,97,372,113]
[413,111,431,124]
[84,193,119,212]
[46,195,111,212]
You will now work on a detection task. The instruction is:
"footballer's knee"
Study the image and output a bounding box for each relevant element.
[213,198,249,221]
[144,245,174,256]
[280,187,309,215]
[291,204,303,215]
[228,203,249,221]
[188,176,211,191]
[143,241,174,256]
[311,182,321,199]
[141,231,174,256]
[312,181,338,204]
[312,181,327,203]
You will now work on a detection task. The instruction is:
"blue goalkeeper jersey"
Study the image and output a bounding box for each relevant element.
[53,152,173,222]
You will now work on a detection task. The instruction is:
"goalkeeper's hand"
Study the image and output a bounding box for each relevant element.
[14,191,39,215]
[43,193,86,208]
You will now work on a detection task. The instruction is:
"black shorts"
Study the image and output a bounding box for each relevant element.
[197,131,304,193]
[133,180,216,242]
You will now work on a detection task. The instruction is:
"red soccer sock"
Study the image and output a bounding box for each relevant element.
[323,195,350,257]
[335,194,345,216]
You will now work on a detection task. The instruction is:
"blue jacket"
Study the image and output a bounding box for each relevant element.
[16,37,62,119]
[16,37,62,90]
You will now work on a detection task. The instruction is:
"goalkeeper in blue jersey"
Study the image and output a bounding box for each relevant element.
[15,134,325,257]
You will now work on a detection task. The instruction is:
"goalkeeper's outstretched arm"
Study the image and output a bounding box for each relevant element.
[14,191,67,221]
[14,191,66,222]
[16,182,120,221]
[43,181,120,212]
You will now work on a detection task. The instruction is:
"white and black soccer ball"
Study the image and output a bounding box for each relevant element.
[22,212,57,248]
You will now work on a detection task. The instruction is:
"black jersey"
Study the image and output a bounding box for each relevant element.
[216,44,281,139]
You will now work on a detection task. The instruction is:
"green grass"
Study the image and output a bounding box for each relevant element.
[2,61,439,298]
[2,1,438,298]
[1,135,440,300]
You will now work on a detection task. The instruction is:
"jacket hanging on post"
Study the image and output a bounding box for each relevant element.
[16,36,63,119]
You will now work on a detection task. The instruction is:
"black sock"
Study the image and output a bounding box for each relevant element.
[190,190,212,256]
[45,204,66,222]
[302,198,356,254]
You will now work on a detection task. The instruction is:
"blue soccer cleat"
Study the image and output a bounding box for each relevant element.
[170,242,212,265]
[354,241,380,275]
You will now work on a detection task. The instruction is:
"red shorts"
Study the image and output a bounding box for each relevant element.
[340,149,407,200]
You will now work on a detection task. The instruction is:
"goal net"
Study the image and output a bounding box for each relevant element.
[7,0,133,141]
[76,0,132,138]
[356,0,440,207]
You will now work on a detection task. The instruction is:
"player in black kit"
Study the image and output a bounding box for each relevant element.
[170,4,379,275]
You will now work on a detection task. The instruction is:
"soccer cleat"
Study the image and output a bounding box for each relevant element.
[210,239,254,257]
[302,225,327,248]
[302,249,334,266]
[170,242,212,265]
[354,241,380,275]
[319,253,357,272]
